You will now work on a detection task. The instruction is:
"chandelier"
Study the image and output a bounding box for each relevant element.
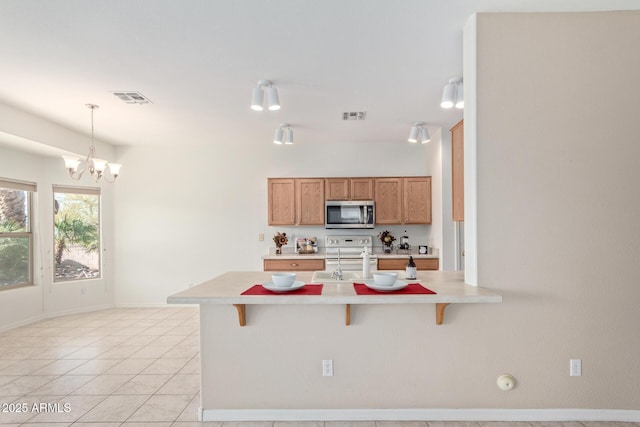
[62,104,122,183]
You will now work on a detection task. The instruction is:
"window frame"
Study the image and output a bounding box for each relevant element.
[52,184,102,283]
[0,178,36,291]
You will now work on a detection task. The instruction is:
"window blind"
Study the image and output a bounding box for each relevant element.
[52,185,101,196]
[0,178,37,192]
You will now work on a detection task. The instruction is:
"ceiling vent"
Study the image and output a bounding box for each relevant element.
[112,91,152,104]
[342,111,366,121]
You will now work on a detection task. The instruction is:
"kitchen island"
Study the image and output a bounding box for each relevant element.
[167,271,501,421]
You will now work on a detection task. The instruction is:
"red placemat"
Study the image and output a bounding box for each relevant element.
[241,284,323,296]
[353,283,436,295]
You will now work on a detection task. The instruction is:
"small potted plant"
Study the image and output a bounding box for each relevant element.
[378,230,396,253]
[273,231,288,254]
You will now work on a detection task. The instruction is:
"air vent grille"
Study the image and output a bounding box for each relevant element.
[112,91,152,104]
[342,111,366,120]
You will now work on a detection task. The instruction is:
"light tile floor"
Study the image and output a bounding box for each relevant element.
[0,307,638,427]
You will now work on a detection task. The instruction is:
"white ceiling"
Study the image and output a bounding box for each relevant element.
[0,0,638,150]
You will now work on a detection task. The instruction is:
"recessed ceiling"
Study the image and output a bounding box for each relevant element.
[0,0,638,149]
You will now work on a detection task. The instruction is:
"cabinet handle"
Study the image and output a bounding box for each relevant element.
[291,263,298,267]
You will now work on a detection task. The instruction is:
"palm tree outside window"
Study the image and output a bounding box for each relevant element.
[53,185,101,282]
[0,178,35,290]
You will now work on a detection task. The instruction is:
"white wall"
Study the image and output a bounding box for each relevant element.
[113,140,436,305]
[0,103,116,330]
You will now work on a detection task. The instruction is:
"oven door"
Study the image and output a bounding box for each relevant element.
[325,258,377,271]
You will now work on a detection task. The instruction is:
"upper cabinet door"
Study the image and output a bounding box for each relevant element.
[451,119,464,221]
[325,178,373,200]
[325,178,350,200]
[403,176,431,224]
[350,178,374,200]
[374,178,403,224]
[268,178,296,225]
[296,178,325,225]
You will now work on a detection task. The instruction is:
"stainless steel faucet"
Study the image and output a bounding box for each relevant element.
[332,248,343,280]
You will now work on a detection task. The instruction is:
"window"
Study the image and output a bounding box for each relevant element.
[0,178,36,290]
[53,185,101,282]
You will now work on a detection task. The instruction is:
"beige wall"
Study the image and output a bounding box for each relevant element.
[471,11,640,408]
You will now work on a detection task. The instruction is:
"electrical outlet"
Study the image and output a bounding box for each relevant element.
[570,359,582,376]
[322,359,333,377]
[258,233,264,241]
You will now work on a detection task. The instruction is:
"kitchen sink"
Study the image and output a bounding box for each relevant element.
[311,271,362,282]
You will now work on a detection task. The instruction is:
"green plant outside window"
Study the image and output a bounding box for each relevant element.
[0,183,33,290]
[53,188,101,282]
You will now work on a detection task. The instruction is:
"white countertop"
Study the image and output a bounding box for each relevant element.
[167,270,501,305]
[262,249,439,260]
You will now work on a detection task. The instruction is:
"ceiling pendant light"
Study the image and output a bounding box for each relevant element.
[62,104,121,183]
[252,79,280,111]
[284,126,293,144]
[420,127,431,143]
[408,122,430,144]
[266,86,280,111]
[441,77,463,109]
[273,124,292,145]
[408,125,420,143]
[251,86,264,111]
[273,126,284,144]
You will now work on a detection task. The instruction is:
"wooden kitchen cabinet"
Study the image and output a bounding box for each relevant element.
[325,178,349,200]
[263,258,325,271]
[268,178,296,225]
[374,177,431,224]
[268,178,325,226]
[374,178,403,224]
[451,119,464,221]
[377,258,439,271]
[404,176,431,224]
[296,178,325,225]
[325,178,374,200]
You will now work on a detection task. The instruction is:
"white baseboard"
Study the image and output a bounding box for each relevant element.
[0,303,115,333]
[46,303,115,319]
[115,302,194,308]
[0,313,47,333]
[201,408,640,422]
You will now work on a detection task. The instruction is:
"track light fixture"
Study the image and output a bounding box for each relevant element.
[441,77,464,109]
[251,79,280,111]
[273,124,293,145]
[62,104,122,183]
[408,122,431,144]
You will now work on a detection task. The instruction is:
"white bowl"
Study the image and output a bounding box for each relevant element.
[271,273,296,287]
[373,272,397,286]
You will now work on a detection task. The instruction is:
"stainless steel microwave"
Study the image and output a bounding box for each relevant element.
[325,200,375,229]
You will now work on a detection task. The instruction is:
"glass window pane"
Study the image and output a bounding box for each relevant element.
[0,236,30,288]
[54,192,101,282]
[1,185,32,290]
[0,188,29,232]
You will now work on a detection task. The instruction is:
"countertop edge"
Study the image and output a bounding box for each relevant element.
[262,253,439,260]
[167,294,502,305]
[166,271,502,306]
